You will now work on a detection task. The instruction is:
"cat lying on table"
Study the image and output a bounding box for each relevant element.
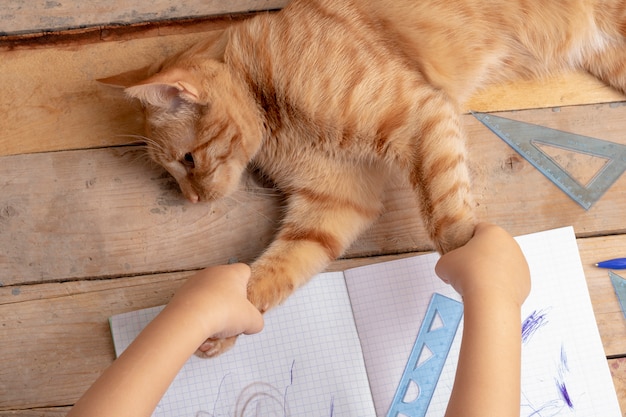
[100,0,626,356]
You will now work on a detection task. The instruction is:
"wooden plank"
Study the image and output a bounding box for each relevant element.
[0,29,215,157]
[0,271,189,410]
[0,31,623,157]
[579,234,626,356]
[1,235,624,410]
[0,147,282,285]
[2,5,624,414]
[2,103,625,285]
[0,0,287,36]
[465,73,625,113]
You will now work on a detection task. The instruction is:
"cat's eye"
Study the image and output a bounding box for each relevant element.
[181,152,195,169]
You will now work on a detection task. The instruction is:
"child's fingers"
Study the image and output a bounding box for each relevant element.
[210,303,264,339]
[241,305,264,335]
[434,223,508,286]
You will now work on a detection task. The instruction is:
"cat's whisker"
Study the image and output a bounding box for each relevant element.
[205,198,257,226]
[142,140,168,156]
[116,145,152,164]
[239,186,282,198]
[110,143,155,168]
[129,152,160,169]
[115,134,169,156]
[224,193,279,225]
[114,134,151,146]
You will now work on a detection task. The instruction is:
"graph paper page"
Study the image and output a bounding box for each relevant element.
[344,251,462,416]
[110,271,376,417]
[344,226,621,417]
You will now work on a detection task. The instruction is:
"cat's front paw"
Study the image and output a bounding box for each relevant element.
[434,217,476,254]
[247,273,294,314]
[195,335,238,358]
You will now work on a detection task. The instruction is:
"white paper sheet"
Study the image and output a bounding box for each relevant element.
[110,272,376,417]
[344,226,621,417]
[110,227,621,417]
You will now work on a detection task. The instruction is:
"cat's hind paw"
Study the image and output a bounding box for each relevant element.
[195,335,238,358]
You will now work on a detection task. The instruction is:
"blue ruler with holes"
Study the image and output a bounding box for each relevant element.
[387,293,464,417]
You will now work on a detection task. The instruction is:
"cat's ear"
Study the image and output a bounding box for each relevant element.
[123,68,202,108]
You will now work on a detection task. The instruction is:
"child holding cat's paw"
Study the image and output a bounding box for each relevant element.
[66,263,264,417]
[67,223,528,417]
[436,222,531,417]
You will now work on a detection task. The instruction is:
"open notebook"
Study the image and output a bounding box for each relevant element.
[110,227,621,416]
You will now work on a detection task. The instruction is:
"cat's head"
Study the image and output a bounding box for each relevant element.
[99,39,264,203]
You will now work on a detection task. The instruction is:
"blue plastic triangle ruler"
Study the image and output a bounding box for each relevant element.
[473,112,626,210]
[387,293,463,417]
[609,271,626,320]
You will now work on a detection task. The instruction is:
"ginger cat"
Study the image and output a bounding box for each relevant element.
[101,0,626,356]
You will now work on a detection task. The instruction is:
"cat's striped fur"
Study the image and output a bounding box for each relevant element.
[104,0,626,356]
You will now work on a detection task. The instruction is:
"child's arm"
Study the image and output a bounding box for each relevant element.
[435,223,530,417]
[67,263,264,417]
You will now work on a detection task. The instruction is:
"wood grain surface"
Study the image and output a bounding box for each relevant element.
[1,9,625,416]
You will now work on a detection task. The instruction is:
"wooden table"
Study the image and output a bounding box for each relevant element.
[1,9,625,416]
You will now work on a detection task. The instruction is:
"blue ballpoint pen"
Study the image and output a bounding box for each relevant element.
[595,258,626,269]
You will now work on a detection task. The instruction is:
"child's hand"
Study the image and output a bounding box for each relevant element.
[435,222,530,306]
[165,263,264,340]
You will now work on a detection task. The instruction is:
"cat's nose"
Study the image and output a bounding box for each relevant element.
[186,191,199,204]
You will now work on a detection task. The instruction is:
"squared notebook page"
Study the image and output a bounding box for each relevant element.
[110,271,376,417]
[344,226,621,417]
[343,251,462,417]
[515,227,621,417]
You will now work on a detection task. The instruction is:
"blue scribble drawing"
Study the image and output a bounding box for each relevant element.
[520,310,577,416]
[196,360,335,417]
[234,381,288,416]
[521,308,550,344]
[521,353,574,417]
[522,394,562,417]
[521,325,577,417]
[196,373,233,417]
[522,394,567,417]
[209,373,231,416]
[555,380,573,410]
[559,344,569,372]
[555,345,574,410]
[282,360,295,416]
